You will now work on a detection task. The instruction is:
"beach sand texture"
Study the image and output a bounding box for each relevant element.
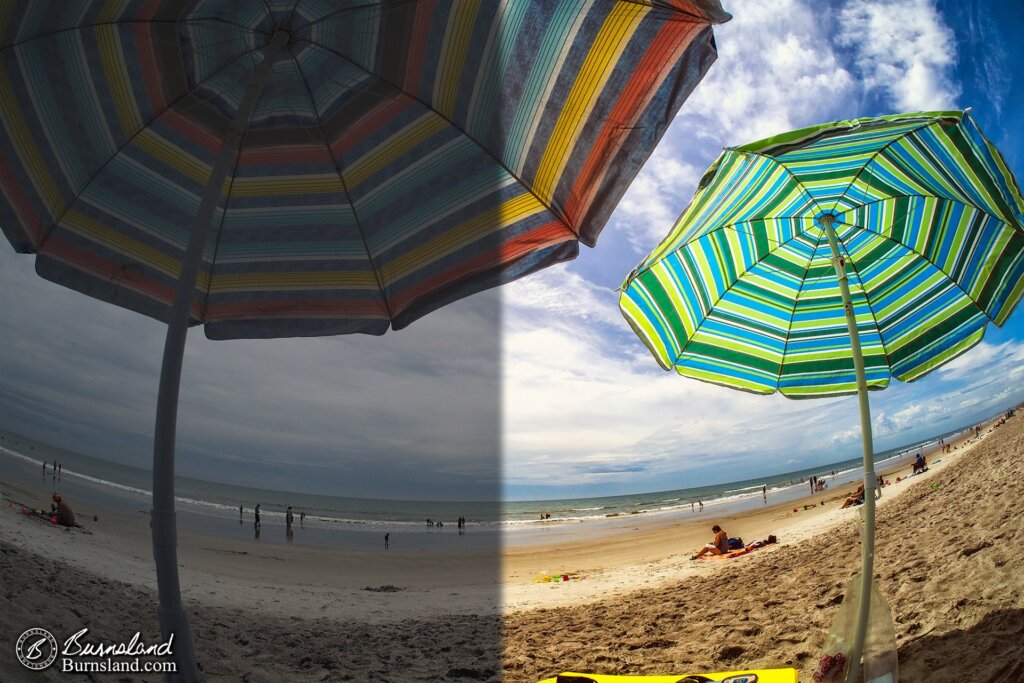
[1,413,1021,681]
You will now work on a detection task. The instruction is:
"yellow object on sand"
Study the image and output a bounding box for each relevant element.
[537,669,798,683]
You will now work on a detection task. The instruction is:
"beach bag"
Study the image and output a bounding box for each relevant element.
[727,537,744,550]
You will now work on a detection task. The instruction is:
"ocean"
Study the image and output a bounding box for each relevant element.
[0,419,980,545]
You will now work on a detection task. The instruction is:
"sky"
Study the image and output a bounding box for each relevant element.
[2,0,1023,502]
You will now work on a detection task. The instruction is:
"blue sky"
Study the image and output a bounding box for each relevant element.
[2,0,1023,501]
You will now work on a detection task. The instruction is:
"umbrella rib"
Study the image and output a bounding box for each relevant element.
[199,118,250,324]
[844,196,1006,325]
[826,225,893,374]
[288,50,397,324]
[827,119,945,218]
[33,45,263,253]
[298,38,580,238]
[669,222,810,371]
[776,227,825,390]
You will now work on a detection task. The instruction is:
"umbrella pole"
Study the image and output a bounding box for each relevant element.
[822,216,877,683]
[151,31,289,681]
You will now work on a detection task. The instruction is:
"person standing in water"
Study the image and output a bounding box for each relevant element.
[385,532,390,550]
[286,506,294,529]
[254,503,261,528]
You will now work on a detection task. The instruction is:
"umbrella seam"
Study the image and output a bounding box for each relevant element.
[33,44,264,255]
[668,220,813,376]
[289,49,397,326]
[776,226,824,391]
[827,119,947,220]
[841,195,1005,326]
[297,39,581,240]
[200,121,248,324]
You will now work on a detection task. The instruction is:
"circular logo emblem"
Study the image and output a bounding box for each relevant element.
[16,628,58,670]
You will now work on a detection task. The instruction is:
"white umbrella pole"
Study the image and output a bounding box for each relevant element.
[151,31,288,681]
[822,216,877,683]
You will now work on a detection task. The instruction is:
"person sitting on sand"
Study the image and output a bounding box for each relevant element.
[691,524,730,559]
[841,483,865,509]
[51,493,76,527]
[913,453,927,474]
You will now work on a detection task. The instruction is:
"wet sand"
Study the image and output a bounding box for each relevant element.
[1,414,1019,680]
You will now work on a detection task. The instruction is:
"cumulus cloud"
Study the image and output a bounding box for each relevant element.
[612,0,858,256]
[685,0,856,144]
[837,0,961,111]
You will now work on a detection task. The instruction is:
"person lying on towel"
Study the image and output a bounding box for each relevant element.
[691,524,730,559]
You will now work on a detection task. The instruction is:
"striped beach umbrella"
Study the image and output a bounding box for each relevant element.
[620,110,1024,681]
[0,1,729,678]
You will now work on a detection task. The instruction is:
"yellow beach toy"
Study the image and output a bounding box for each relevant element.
[538,669,798,683]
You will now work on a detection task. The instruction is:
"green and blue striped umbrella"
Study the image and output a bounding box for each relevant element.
[621,111,1023,397]
[0,1,729,678]
[620,110,1024,682]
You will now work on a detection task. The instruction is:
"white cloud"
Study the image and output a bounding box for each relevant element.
[613,0,858,256]
[837,0,961,111]
[685,0,856,143]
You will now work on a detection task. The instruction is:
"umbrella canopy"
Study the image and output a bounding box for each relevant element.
[620,110,1024,682]
[620,111,1023,396]
[1,1,730,678]
[1,0,729,338]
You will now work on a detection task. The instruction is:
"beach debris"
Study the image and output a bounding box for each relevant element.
[532,572,578,583]
[362,585,403,593]
[812,651,847,681]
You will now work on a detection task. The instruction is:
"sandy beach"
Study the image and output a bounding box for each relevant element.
[2,413,1022,681]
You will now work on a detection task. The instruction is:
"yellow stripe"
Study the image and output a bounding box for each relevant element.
[96,24,141,136]
[63,210,181,277]
[345,114,448,189]
[0,62,66,222]
[379,192,547,284]
[532,3,647,206]
[210,271,379,293]
[230,175,340,197]
[435,0,480,119]
[134,129,210,185]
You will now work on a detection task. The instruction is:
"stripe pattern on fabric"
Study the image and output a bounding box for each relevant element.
[620,111,1024,397]
[0,0,728,338]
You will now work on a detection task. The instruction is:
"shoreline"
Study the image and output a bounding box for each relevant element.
[0,418,967,547]
[1,413,1018,681]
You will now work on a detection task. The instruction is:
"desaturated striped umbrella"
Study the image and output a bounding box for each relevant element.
[620,110,1024,682]
[0,1,729,678]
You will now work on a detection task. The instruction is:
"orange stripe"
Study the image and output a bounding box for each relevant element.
[565,19,700,227]
[389,222,572,315]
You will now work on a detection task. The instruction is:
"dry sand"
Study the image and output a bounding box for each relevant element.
[1,414,1021,681]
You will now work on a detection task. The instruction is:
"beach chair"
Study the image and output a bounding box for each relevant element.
[538,668,799,683]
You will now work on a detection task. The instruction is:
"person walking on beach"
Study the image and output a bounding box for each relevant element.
[254,503,261,528]
[385,532,390,550]
[239,504,243,519]
[762,484,767,500]
[42,460,46,476]
[286,506,294,529]
[300,510,305,526]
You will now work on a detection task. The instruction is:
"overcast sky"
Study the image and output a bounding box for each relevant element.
[2,0,1023,501]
